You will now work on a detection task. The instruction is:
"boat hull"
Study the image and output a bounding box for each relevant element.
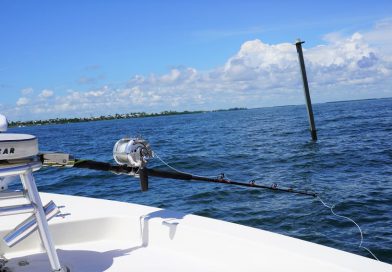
[0,192,390,271]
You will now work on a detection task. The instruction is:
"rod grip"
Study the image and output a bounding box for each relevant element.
[139,167,149,191]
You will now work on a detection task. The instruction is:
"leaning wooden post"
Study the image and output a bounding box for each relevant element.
[295,39,317,141]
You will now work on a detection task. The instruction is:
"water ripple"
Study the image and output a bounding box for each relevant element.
[9,98,392,264]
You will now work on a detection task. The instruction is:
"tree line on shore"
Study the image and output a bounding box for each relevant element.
[9,108,247,127]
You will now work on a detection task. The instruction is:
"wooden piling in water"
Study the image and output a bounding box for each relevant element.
[295,39,317,141]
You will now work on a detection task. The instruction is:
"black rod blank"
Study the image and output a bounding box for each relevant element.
[72,159,317,197]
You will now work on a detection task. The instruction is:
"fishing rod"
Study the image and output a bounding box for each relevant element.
[70,160,317,197]
[40,137,317,198]
[39,137,380,261]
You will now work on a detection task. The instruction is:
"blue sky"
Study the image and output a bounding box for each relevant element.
[1,1,392,120]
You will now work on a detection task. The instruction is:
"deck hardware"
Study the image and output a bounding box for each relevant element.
[18,260,29,266]
[0,129,66,272]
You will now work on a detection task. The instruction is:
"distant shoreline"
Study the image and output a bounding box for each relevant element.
[9,107,248,127]
[8,96,392,127]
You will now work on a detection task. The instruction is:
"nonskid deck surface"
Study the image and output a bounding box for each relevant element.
[1,193,391,271]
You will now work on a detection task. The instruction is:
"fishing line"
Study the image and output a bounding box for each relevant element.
[317,196,379,261]
[153,152,218,179]
[153,153,380,261]
[66,150,382,261]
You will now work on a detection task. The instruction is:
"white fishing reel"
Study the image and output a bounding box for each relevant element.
[113,137,153,168]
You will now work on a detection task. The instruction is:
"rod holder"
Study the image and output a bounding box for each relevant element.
[0,190,26,200]
[0,160,65,272]
[3,200,60,247]
[0,204,35,217]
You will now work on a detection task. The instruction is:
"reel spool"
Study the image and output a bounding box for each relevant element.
[113,137,153,191]
[113,137,153,168]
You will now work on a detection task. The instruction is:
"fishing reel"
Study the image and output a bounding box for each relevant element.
[113,137,153,168]
[113,137,153,192]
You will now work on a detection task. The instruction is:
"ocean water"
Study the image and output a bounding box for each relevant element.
[9,98,392,263]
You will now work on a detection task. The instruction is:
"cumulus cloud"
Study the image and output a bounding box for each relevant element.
[3,19,392,121]
[39,89,54,98]
[21,87,33,96]
[16,97,29,106]
[363,18,392,57]
[306,32,390,86]
[221,40,299,86]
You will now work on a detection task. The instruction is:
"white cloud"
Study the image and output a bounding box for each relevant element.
[16,97,29,106]
[21,87,33,96]
[39,89,54,98]
[363,18,392,60]
[3,19,392,121]
[221,40,299,86]
[160,68,181,83]
[305,32,390,86]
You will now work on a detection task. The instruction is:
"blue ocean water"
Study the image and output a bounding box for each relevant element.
[9,98,392,263]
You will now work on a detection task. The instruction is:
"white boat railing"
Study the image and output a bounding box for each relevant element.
[0,161,65,272]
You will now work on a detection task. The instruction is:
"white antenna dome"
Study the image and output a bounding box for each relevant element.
[0,114,8,132]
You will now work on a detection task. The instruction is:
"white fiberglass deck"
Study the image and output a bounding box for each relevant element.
[1,193,391,271]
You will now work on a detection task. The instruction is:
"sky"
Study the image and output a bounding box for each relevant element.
[0,1,391,121]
